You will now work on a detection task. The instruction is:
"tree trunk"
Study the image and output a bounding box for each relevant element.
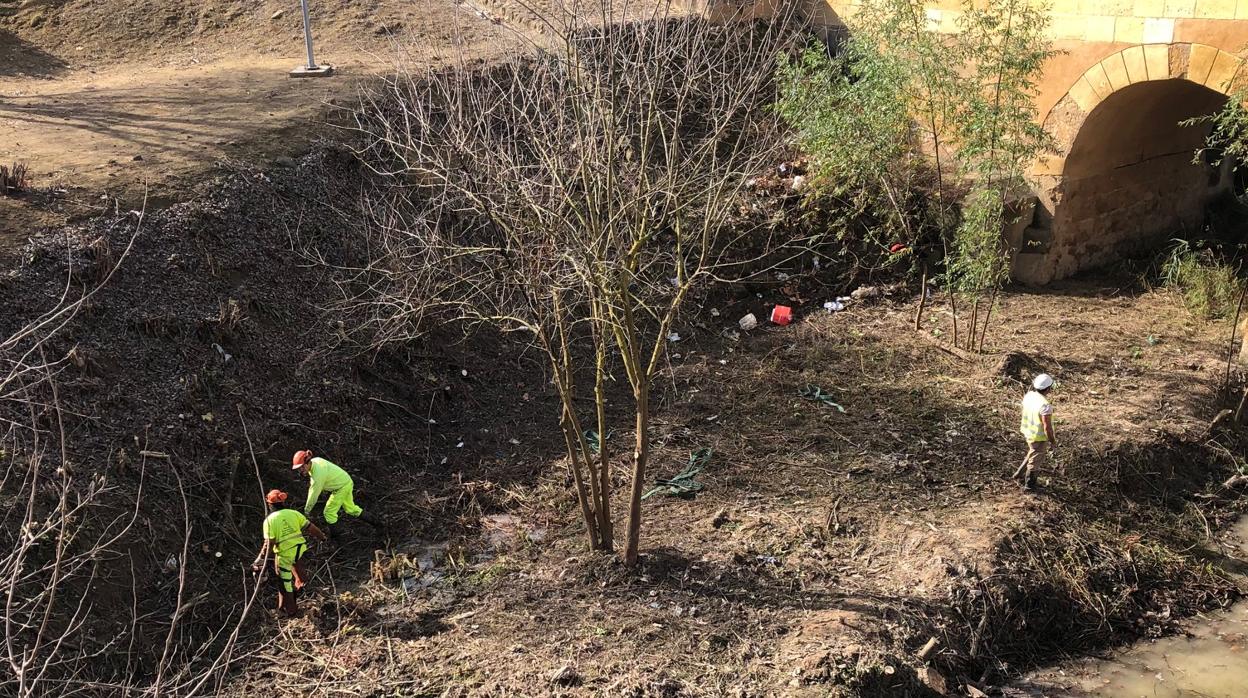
[978,287,997,353]
[913,263,928,331]
[623,382,650,566]
[950,289,960,348]
[593,338,614,551]
[559,410,601,551]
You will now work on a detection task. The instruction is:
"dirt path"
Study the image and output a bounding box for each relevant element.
[0,0,519,248]
[0,56,358,194]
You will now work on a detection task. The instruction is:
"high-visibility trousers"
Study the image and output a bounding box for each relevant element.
[323,482,363,524]
[272,542,307,593]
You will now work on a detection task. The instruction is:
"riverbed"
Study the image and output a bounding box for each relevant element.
[1013,516,1248,697]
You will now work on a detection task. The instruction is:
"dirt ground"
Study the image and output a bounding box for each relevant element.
[0,0,520,249]
[3,3,1247,695]
[1,144,1245,696]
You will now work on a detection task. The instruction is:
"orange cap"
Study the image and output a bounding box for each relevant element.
[292,450,312,469]
[265,489,288,505]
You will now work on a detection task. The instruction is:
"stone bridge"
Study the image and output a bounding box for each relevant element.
[755,1,1248,283]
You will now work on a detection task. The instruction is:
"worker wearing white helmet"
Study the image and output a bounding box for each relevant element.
[1012,373,1057,490]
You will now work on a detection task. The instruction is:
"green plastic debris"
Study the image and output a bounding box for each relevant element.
[642,448,712,500]
[798,384,846,412]
[583,429,614,455]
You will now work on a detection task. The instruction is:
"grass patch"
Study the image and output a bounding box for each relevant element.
[1157,239,1246,320]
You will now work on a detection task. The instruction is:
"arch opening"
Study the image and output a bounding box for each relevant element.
[1052,78,1230,274]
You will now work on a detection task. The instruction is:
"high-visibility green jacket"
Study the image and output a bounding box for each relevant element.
[263,508,308,557]
[305,457,353,515]
[1019,391,1053,443]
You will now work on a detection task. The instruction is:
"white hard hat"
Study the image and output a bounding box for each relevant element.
[1033,373,1054,390]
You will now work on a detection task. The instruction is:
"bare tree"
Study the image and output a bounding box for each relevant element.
[346,1,807,564]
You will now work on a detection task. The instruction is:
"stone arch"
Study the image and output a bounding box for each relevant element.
[1042,43,1245,173]
[1014,43,1244,284]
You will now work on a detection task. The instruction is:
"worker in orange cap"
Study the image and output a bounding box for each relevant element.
[251,489,326,617]
[292,450,383,539]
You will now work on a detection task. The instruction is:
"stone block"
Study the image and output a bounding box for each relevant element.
[1052,0,1080,12]
[1204,49,1243,92]
[1170,42,1192,77]
[1238,0,1248,18]
[1069,76,1103,112]
[1101,53,1132,90]
[1188,43,1220,83]
[1085,62,1114,98]
[1031,155,1067,176]
[1087,15,1117,41]
[1164,0,1197,15]
[1121,45,1149,82]
[1115,16,1145,42]
[1081,0,1133,13]
[1195,0,1237,17]
[1142,16,1175,42]
[1135,0,1166,14]
[1049,14,1087,39]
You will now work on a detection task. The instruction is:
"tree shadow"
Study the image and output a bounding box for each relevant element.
[0,30,68,79]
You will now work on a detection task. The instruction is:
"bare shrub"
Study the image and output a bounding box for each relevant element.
[346,2,810,563]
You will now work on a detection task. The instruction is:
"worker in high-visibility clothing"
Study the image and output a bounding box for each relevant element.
[292,450,383,538]
[1012,373,1057,490]
[251,489,326,618]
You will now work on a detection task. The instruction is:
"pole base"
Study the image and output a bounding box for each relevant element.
[289,64,335,78]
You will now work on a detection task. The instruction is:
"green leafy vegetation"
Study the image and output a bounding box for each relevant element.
[1158,239,1247,320]
[774,0,1054,352]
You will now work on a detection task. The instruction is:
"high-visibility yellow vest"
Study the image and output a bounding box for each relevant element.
[1019,391,1050,443]
[263,509,308,556]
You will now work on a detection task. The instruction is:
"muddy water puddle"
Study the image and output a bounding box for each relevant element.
[1016,516,1248,697]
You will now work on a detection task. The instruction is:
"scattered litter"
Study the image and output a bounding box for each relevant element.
[710,308,720,317]
[669,277,680,288]
[461,369,468,376]
[755,555,779,565]
[770,305,792,326]
[163,554,179,573]
[823,301,845,313]
[798,384,846,413]
[791,175,806,191]
[211,343,232,363]
[723,329,741,342]
[776,272,790,281]
[456,441,464,448]
[200,412,214,422]
[738,313,758,331]
[214,551,222,558]
[508,438,521,445]
[717,359,727,365]
[643,448,712,500]
[667,332,681,342]
[439,457,448,465]
[584,429,613,454]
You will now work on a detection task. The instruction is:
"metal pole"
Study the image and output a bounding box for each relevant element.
[300,0,316,69]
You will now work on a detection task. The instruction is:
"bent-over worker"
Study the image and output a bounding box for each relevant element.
[251,489,326,618]
[292,450,383,538]
[1013,373,1057,490]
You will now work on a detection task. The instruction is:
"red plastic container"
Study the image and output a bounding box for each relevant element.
[770,305,793,326]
